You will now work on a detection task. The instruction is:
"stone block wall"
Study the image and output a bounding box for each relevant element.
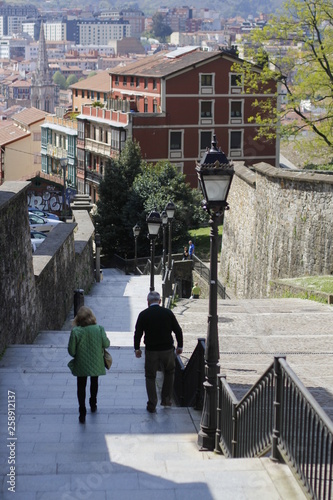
[0,182,95,354]
[221,163,333,298]
[0,182,38,351]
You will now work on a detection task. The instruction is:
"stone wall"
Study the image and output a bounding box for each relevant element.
[221,163,333,298]
[0,182,38,350]
[0,182,95,354]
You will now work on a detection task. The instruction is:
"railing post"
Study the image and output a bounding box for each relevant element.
[215,375,223,454]
[232,401,237,458]
[272,355,286,462]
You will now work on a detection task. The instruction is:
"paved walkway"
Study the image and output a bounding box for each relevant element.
[2,268,330,499]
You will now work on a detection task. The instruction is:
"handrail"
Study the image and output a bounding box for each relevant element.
[174,338,205,408]
[277,358,333,500]
[217,356,333,499]
[192,255,228,299]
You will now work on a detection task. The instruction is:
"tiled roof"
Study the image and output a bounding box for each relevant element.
[0,123,30,146]
[109,48,235,78]
[69,70,111,92]
[13,107,49,126]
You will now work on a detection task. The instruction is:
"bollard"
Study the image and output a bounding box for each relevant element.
[74,289,84,317]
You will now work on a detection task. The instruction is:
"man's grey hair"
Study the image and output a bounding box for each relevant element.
[147,291,161,305]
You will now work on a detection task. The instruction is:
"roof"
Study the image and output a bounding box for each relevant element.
[13,107,49,127]
[109,48,240,78]
[69,70,111,92]
[0,123,30,146]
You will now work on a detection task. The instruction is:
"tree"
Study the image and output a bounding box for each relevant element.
[94,139,143,258]
[124,161,207,258]
[235,0,333,163]
[66,74,78,88]
[53,70,66,90]
[152,12,172,41]
[94,139,207,259]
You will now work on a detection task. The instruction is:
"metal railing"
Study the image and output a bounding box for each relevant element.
[174,338,205,409]
[192,255,227,299]
[277,358,333,500]
[216,356,333,499]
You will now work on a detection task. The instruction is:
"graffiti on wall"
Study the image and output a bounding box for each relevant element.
[27,185,77,214]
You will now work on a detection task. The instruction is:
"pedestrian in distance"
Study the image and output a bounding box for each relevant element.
[67,306,110,423]
[191,282,201,299]
[182,246,189,260]
[134,291,183,413]
[188,240,195,259]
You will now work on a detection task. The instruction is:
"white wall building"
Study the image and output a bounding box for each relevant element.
[77,20,131,46]
[45,22,66,42]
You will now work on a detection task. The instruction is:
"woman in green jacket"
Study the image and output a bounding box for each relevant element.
[68,306,110,423]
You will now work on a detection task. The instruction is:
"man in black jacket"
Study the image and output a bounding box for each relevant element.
[134,291,183,413]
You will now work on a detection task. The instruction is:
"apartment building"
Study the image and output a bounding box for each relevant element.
[41,111,78,191]
[76,19,131,46]
[0,107,48,184]
[74,46,277,195]
[44,21,67,42]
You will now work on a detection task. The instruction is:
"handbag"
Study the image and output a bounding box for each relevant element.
[104,349,112,369]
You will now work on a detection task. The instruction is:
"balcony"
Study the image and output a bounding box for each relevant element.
[86,168,101,184]
[85,138,112,157]
[46,144,67,159]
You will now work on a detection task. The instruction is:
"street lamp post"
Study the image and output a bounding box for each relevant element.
[161,211,168,277]
[165,201,175,269]
[95,231,101,283]
[132,223,141,273]
[147,209,162,292]
[196,135,234,451]
[60,158,68,214]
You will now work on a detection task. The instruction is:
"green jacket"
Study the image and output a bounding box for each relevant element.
[67,324,110,377]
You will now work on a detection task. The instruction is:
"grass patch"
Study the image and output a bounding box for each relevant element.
[278,276,333,294]
[189,226,223,260]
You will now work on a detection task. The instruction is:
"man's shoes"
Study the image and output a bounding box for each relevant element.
[146,403,156,413]
[161,399,172,407]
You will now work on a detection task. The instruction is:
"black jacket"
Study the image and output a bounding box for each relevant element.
[134,305,183,351]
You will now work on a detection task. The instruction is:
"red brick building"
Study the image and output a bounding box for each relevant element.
[76,47,277,198]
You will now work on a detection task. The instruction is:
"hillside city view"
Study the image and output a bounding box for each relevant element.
[1,1,333,498]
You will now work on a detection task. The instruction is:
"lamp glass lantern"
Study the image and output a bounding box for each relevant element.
[161,210,168,226]
[147,209,162,237]
[165,201,175,220]
[132,223,141,238]
[197,170,234,208]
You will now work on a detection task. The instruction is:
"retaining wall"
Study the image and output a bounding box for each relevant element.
[221,163,333,298]
[0,182,95,354]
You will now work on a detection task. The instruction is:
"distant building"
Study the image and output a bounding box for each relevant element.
[0,107,48,184]
[76,19,131,46]
[64,46,277,201]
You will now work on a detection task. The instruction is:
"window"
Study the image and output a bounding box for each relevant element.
[33,132,41,141]
[153,100,157,113]
[144,78,148,89]
[230,73,243,93]
[130,76,134,87]
[200,73,214,94]
[201,101,212,118]
[91,91,94,99]
[41,128,48,147]
[75,89,78,97]
[144,99,148,113]
[68,136,75,156]
[78,120,85,141]
[114,75,119,86]
[201,74,212,87]
[153,78,157,89]
[123,76,127,86]
[81,90,84,97]
[230,101,242,118]
[136,77,140,87]
[169,131,183,158]
[200,131,212,151]
[229,130,243,157]
[97,92,100,100]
